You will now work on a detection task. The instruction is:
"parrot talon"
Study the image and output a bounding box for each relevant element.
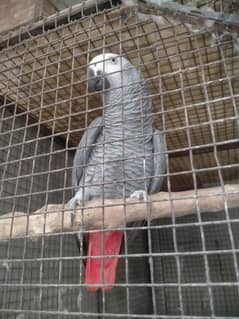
[130,190,147,202]
[68,196,82,226]
[68,197,82,210]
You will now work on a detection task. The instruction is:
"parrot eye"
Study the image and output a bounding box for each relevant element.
[111,57,117,63]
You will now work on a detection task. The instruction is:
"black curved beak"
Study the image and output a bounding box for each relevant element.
[88,67,110,92]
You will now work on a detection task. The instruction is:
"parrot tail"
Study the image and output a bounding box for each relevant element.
[85,230,123,292]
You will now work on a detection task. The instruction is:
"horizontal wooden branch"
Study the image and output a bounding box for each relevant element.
[0,184,238,240]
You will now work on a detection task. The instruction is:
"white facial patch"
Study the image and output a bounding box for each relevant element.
[89,53,124,76]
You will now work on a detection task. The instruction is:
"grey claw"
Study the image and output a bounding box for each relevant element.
[68,197,82,226]
[130,190,147,201]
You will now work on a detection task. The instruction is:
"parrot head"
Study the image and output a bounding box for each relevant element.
[87,53,140,92]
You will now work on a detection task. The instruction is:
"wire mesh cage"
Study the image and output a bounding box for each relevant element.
[0,0,239,318]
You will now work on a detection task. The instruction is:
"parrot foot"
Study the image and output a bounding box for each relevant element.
[68,195,82,210]
[68,193,82,226]
[130,190,147,202]
[68,189,83,209]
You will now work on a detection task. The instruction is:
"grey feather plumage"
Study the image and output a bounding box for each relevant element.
[72,116,103,193]
[72,63,165,202]
[71,53,166,315]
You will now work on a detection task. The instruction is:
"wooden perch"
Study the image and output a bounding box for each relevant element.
[0,184,238,240]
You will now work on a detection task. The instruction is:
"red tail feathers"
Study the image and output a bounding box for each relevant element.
[85,230,123,292]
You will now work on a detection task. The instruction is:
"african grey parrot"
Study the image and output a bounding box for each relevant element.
[69,53,166,293]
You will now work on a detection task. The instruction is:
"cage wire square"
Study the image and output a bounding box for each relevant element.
[0,1,239,318]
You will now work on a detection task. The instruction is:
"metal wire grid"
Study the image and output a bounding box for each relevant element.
[0,1,238,318]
